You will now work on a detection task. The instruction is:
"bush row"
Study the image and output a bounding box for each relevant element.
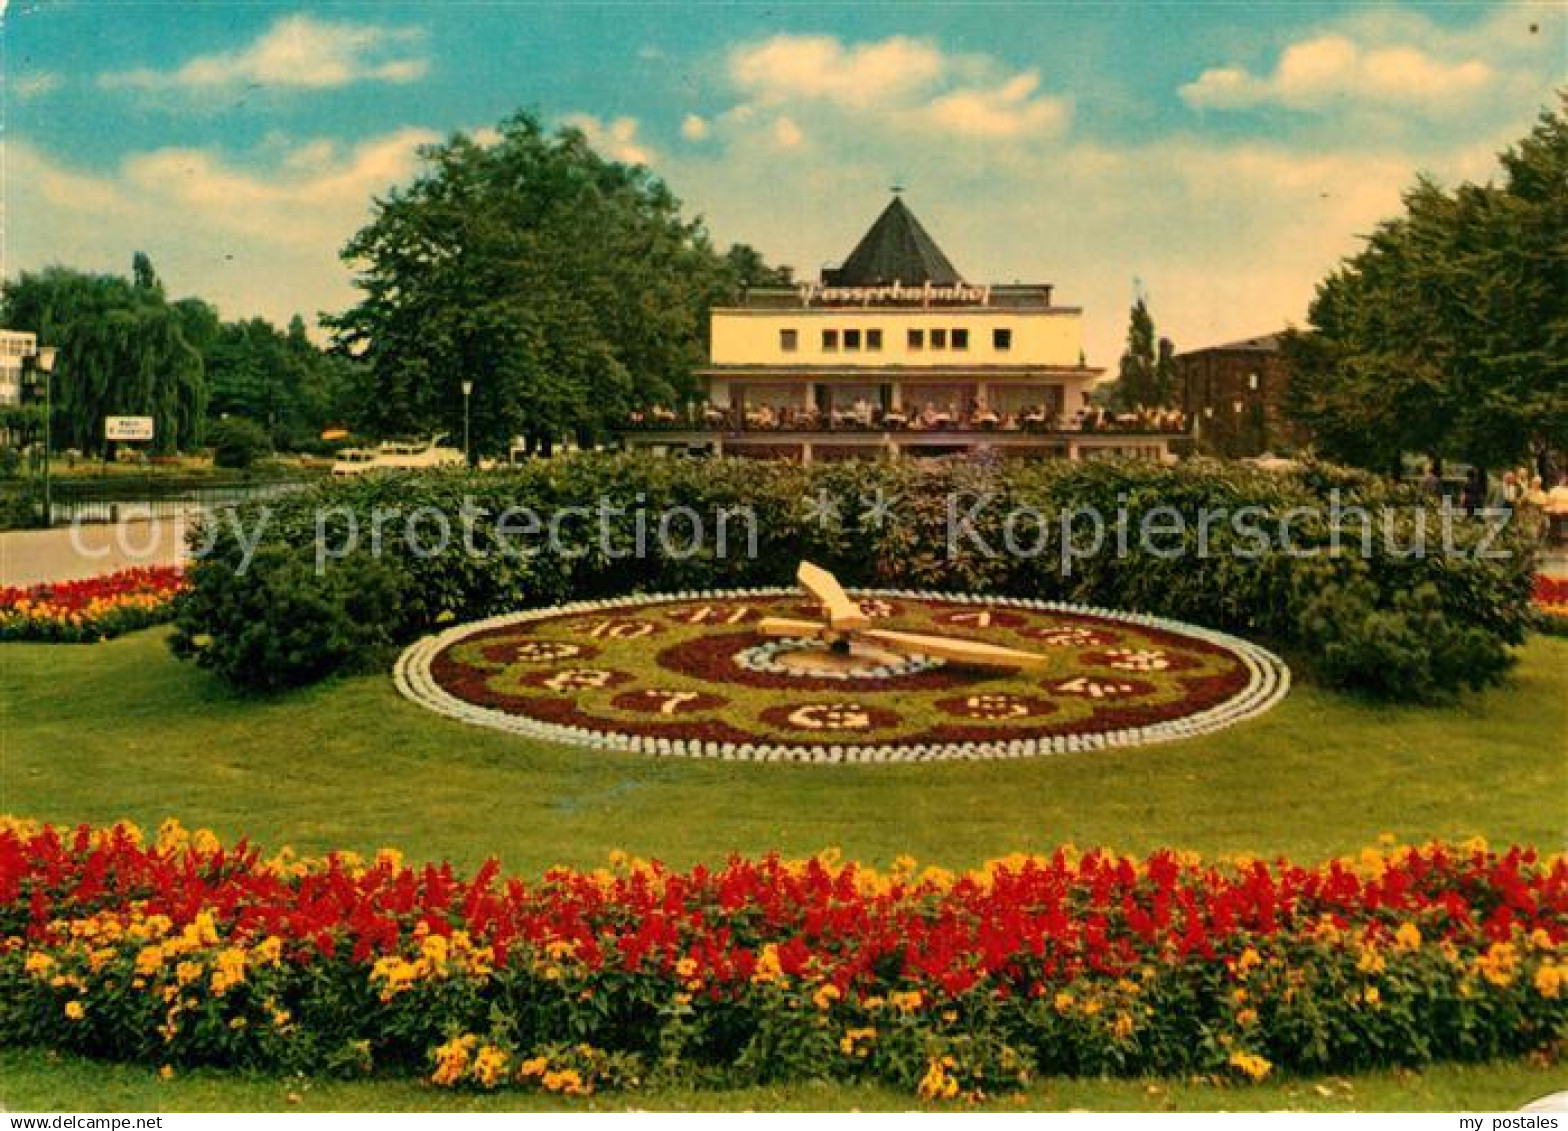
[170,455,1538,698]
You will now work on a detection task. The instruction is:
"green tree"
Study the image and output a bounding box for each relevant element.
[1286,98,1568,474]
[1111,296,1157,410]
[325,112,740,457]
[1,259,208,455]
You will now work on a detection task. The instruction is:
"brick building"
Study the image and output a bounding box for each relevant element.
[1176,333,1299,458]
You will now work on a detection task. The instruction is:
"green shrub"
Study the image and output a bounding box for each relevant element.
[207,417,272,470]
[170,455,1537,698]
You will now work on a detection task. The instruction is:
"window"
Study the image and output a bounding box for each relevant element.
[951,328,969,350]
[780,329,798,352]
[907,329,924,350]
[866,329,883,351]
[822,329,839,351]
[993,328,1012,351]
[931,329,948,349]
[1247,371,1260,391]
[844,329,862,351]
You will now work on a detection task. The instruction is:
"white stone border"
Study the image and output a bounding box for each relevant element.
[394,588,1291,765]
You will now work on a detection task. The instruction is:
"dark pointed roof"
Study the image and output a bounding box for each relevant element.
[822,197,962,287]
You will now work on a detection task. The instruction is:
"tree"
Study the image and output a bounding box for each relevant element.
[724,243,794,289]
[1,258,208,455]
[1110,296,1157,410]
[1286,97,1568,473]
[325,112,744,456]
[207,416,272,469]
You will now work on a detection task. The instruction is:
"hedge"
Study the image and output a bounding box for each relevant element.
[169,455,1537,699]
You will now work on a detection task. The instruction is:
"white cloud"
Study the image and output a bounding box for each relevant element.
[772,116,804,149]
[6,129,440,332]
[562,114,652,165]
[680,113,710,141]
[99,14,428,92]
[1181,25,1505,110]
[724,32,1069,141]
[729,34,945,108]
[11,72,62,99]
[925,72,1070,138]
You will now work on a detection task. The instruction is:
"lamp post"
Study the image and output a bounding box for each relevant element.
[34,345,58,525]
[461,379,474,466]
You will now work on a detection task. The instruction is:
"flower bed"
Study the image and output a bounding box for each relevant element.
[0,567,187,643]
[1534,576,1568,636]
[2,820,1562,1099]
[400,590,1289,762]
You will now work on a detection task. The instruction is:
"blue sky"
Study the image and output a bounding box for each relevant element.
[5,1,1563,365]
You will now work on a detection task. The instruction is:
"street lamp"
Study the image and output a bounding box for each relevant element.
[460,379,474,466]
[33,346,57,525]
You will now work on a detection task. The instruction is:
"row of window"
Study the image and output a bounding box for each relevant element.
[780,327,1013,353]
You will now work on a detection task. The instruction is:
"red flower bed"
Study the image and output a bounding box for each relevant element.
[2,819,1563,1097]
[0,567,186,642]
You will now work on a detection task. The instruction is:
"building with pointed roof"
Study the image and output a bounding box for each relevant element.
[822,196,962,288]
[620,197,1187,461]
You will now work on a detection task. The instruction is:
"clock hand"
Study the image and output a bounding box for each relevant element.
[757,616,832,640]
[858,628,1050,670]
[796,562,870,632]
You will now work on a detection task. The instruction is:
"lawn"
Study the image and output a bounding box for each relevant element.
[1,628,1564,1110]
[2,1048,1562,1112]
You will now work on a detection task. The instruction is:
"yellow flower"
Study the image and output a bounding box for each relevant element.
[888,989,923,1014]
[812,983,842,1011]
[1228,1050,1272,1082]
[1393,922,1423,952]
[23,952,55,978]
[1477,941,1518,988]
[519,1055,549,1078]
[751,943,785,986]
[210,947,247,995]
[1112,1010,1135,1040]
[175,960,203,987]
[1356,945,1386,975]
[430,1035,477,1087]
[64,1000,85,1021]
[917,1056,960,1101]
[1533,961,1562,999]
[1362,986,1381,1006]
[1053,991,1075,1014]
[840,1027,877,1058]
[1236,1008,1259,1027]
[473,1045,510,1089]
[159,1065,174,1081]
[1234,947,1262,975]
[135,945,166,977]
[543,1068,588,1096]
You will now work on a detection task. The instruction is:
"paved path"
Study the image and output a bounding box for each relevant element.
[1,518,188,587]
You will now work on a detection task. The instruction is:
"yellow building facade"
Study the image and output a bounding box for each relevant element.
[621,197,1182,461]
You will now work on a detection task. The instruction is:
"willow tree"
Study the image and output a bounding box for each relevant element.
[1,260,208,455]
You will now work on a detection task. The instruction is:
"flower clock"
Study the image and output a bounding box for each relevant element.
[398,563,1290,761]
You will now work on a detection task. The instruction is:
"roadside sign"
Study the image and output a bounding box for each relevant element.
[105,416,155,442]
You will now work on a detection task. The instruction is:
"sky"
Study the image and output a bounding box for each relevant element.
[4,1,1564,368]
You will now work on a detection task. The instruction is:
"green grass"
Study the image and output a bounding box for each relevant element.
[2,630,1563,873]
[2,1048,1562,1112]
[1,629,1564,1110]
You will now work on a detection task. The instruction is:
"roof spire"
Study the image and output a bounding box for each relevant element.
[822,195,962,287]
